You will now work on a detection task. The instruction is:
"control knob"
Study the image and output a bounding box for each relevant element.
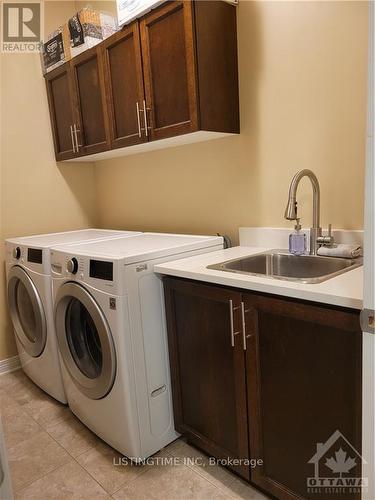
[67,257,78,274]
[13,247,21,260]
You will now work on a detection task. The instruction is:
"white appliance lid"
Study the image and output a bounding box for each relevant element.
[6,229,141,248]
[52,233,223,264]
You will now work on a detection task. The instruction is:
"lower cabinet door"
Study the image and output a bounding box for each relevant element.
[244,293,362,500]
[164,278,250,479]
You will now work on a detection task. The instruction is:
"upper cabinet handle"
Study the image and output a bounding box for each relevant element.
[73,124,82,152]
[142,99,149,137]
[136,102,142,138]
[70,125,76,153]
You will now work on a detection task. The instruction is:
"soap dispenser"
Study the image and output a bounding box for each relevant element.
[289,218,306,255]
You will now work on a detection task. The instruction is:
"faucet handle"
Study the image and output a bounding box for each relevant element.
[317,224,335,247]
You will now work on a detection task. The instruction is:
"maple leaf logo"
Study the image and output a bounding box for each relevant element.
[325,448,357,476]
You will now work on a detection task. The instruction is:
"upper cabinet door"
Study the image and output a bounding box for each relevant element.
[70,47,110,156]
[102,23,147,149]
[140,1,199,141]
[164,278,250,480]
[45,65,76,161]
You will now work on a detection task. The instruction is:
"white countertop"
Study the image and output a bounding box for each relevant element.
[155,246,363,310]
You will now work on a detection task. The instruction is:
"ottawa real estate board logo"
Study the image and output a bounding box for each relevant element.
[307,430,368,495]
[1,2,43,52]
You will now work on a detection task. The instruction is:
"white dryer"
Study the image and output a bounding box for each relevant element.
[51,233,223,460]
[5,229,141,403]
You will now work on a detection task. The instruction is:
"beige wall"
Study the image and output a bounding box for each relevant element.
[94,0,368,244]
[75,0,117,16]
[0,1,98,360]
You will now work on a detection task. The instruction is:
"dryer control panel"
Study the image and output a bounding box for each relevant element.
[5,242,49,274]
[50,250,122,294]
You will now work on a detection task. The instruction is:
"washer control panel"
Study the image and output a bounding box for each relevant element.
[50,250,119,293]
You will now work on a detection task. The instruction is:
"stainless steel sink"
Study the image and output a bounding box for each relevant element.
[207,250,363,284]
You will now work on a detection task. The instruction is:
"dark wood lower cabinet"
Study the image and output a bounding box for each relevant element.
[164,277,362,500]
[244,293,362,500]
[164,278,250,479]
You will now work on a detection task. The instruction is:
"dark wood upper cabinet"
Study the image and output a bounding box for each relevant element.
[193,0,239,133]
[244,294,362,500]
[70,47,110,156]
[163,278,362,500]
[140,1,198,140]
[102,23,147,149]
[45,0,239,161]
[45,65,76,161]
[140,0,239,140]
[164,278,250,480]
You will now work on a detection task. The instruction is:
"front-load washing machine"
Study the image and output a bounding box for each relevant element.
[51,233,223,459]
[5,229,142,403]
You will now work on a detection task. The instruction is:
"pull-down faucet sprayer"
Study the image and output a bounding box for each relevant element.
[285,169,333,255]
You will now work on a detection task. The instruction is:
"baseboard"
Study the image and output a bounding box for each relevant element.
[0,355,20,375]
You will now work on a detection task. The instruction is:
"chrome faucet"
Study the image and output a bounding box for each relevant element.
[285,169,334,255]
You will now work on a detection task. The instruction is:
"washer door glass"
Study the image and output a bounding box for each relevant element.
[7,266,47,357]
[55,282,116,400]
[66,298,103,379]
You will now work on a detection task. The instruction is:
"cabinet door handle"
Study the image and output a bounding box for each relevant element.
[70,125,76,153]
[136,102,142,138]
[142,99,150,137]
[73,124,82,151]
[229,299,240,347]
[241,302,252,351]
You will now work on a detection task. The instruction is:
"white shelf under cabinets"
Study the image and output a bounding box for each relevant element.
[63,131,235,163]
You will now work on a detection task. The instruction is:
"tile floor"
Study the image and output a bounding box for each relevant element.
[0,370,268,499]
